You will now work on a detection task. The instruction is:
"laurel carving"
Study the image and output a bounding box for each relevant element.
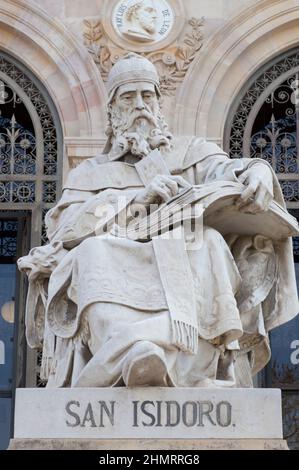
[83,17,204,96]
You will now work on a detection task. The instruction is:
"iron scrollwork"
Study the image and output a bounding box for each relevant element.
[228,49,299,450]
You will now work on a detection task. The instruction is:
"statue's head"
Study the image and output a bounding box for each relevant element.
[125,0,158,36]
[106,53,172,158]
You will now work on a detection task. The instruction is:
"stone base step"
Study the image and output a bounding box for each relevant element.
[9,438,289,450]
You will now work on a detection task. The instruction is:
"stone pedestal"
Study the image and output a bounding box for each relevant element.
[9,388,288,450]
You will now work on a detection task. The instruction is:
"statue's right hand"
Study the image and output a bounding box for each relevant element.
[134,175,191,206]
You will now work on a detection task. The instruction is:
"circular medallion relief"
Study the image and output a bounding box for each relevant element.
[112,0,174,44]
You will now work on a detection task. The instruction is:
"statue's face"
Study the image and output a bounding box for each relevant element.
[134,1,157,34]
[114,82,158,116]
[112,81,160,138]
[109,80,171,157]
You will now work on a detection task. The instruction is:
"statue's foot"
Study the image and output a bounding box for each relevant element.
[122,341,168,387]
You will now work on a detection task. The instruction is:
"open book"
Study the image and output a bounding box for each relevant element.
[113,181,299,241]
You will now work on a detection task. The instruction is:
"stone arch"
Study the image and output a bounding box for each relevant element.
[0,0,108,168]
[174,0,299,144]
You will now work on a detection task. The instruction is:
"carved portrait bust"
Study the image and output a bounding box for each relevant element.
[112,0,174,44]
[125,0,158,41]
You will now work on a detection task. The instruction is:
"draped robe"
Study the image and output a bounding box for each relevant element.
[18,137,299,388]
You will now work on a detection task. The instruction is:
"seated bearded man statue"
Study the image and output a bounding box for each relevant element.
[18,53,299,389]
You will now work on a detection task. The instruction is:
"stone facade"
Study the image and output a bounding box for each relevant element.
[1,0,299,450]
[0,1,297,171]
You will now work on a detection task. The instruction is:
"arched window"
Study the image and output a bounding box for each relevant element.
[0,52,62,449]
[225,47,299,450]
[0,53,62,245]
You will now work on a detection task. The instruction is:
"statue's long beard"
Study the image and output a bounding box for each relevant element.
[108,105,172,158]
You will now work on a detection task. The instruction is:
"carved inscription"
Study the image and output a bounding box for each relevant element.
[65,399,232,428]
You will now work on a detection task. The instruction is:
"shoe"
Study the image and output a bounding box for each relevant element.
[122,341,168,387]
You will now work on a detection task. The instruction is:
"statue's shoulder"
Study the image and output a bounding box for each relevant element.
[63,154,142,191]
[168,136,228,173]
[63,155,109,191]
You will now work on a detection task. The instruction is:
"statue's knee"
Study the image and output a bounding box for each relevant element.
[79,237,97,250]
[77,236,103,256]
[203,226,224,244]
[84,302,109,324]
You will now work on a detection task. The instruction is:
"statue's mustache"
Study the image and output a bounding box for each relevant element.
[122,109,158,131]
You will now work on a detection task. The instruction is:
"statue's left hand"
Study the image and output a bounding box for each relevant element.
[236,163,274,213]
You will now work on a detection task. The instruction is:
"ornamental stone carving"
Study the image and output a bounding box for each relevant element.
[112,0,174,43]
[84,18,204,96]
[83,0,203,97]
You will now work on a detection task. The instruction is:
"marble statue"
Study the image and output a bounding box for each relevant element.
[123,0,158,41]
[18,53,299,389]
